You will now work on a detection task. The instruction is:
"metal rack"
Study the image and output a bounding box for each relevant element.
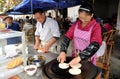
[0,30,26,79]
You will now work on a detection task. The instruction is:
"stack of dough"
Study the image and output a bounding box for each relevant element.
[7,57,23,69]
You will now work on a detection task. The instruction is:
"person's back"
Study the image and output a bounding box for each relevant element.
[23,20,33,35]
[48,12,52,18]
[103,23,112,31]
[96,18,107,34]
[103,19,112,32]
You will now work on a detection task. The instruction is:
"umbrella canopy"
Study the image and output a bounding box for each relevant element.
[8,0,81,14]
[6,12,24,15]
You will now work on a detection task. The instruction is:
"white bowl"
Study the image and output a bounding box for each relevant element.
[24,65,37,76]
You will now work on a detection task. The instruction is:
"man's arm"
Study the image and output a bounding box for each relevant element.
[44,37,59,52]
[34,36,41,50]
[46,37,58,47]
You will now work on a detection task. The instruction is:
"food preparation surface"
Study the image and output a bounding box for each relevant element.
[42,57,100,79]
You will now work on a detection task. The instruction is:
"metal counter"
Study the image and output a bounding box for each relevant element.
[18,44,101,79]
[18,44,58,79]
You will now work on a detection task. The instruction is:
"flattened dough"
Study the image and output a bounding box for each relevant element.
[59,63,69,69]
[69,68,81,75]
[37,49,43,52]
[71,63,82,68]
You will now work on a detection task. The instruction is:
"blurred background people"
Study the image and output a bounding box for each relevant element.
[22,20,33,35]
[103,19,112,32]
[48,12,52,18]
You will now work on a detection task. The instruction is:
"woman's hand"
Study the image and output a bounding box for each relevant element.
[57,52,66,63]
[68,56,81,66]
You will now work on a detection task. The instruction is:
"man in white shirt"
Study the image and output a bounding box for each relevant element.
[33,8,60,53]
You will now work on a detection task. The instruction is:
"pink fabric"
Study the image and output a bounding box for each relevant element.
[65,19,102,46]
[71,23,97,65]
[104,23,112,31]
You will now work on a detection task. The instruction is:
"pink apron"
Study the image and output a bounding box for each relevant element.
[72,22,97,65]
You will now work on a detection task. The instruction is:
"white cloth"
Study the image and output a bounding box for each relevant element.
[35,17,60,42]
[96,41,106,57]
[4,45,18,57]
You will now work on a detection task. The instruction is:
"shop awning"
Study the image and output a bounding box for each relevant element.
[6,0,81,14]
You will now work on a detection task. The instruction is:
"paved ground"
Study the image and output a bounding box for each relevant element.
[109,35,120,79]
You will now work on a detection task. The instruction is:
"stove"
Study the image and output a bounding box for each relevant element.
[41,57,100,79]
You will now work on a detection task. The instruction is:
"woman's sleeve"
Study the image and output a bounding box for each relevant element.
[60,35,71,53]
[79,42,100,60]
[60,23,76,53]
[65,23,76,40]
[90,23,102,45]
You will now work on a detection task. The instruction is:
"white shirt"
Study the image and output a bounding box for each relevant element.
[35,17,60,42]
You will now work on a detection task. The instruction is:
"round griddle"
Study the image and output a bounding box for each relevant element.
[42,57,99,79]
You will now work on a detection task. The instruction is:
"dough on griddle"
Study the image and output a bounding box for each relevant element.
[59,63,69,69]
[71,63,82,68]
[69,68,81,75]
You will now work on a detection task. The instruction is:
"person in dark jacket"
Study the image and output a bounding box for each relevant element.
[4,16,21,44]
[57,4,102,66]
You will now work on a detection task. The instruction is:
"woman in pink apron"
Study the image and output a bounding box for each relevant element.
[57,4,102,66]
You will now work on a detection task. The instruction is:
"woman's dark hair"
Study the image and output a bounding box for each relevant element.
[79,4,94,15]
[33,8,45,14]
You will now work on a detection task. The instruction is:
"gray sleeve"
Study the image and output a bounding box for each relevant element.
[51,20,60,38]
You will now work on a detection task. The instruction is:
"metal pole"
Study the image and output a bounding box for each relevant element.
[30,0,35,44]
[55,0,59,17]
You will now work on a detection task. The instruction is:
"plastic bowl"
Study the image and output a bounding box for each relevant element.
[24,65,37,76]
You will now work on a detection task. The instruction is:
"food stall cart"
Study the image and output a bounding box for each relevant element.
[0,30,26,79]
[18,44,101,79]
